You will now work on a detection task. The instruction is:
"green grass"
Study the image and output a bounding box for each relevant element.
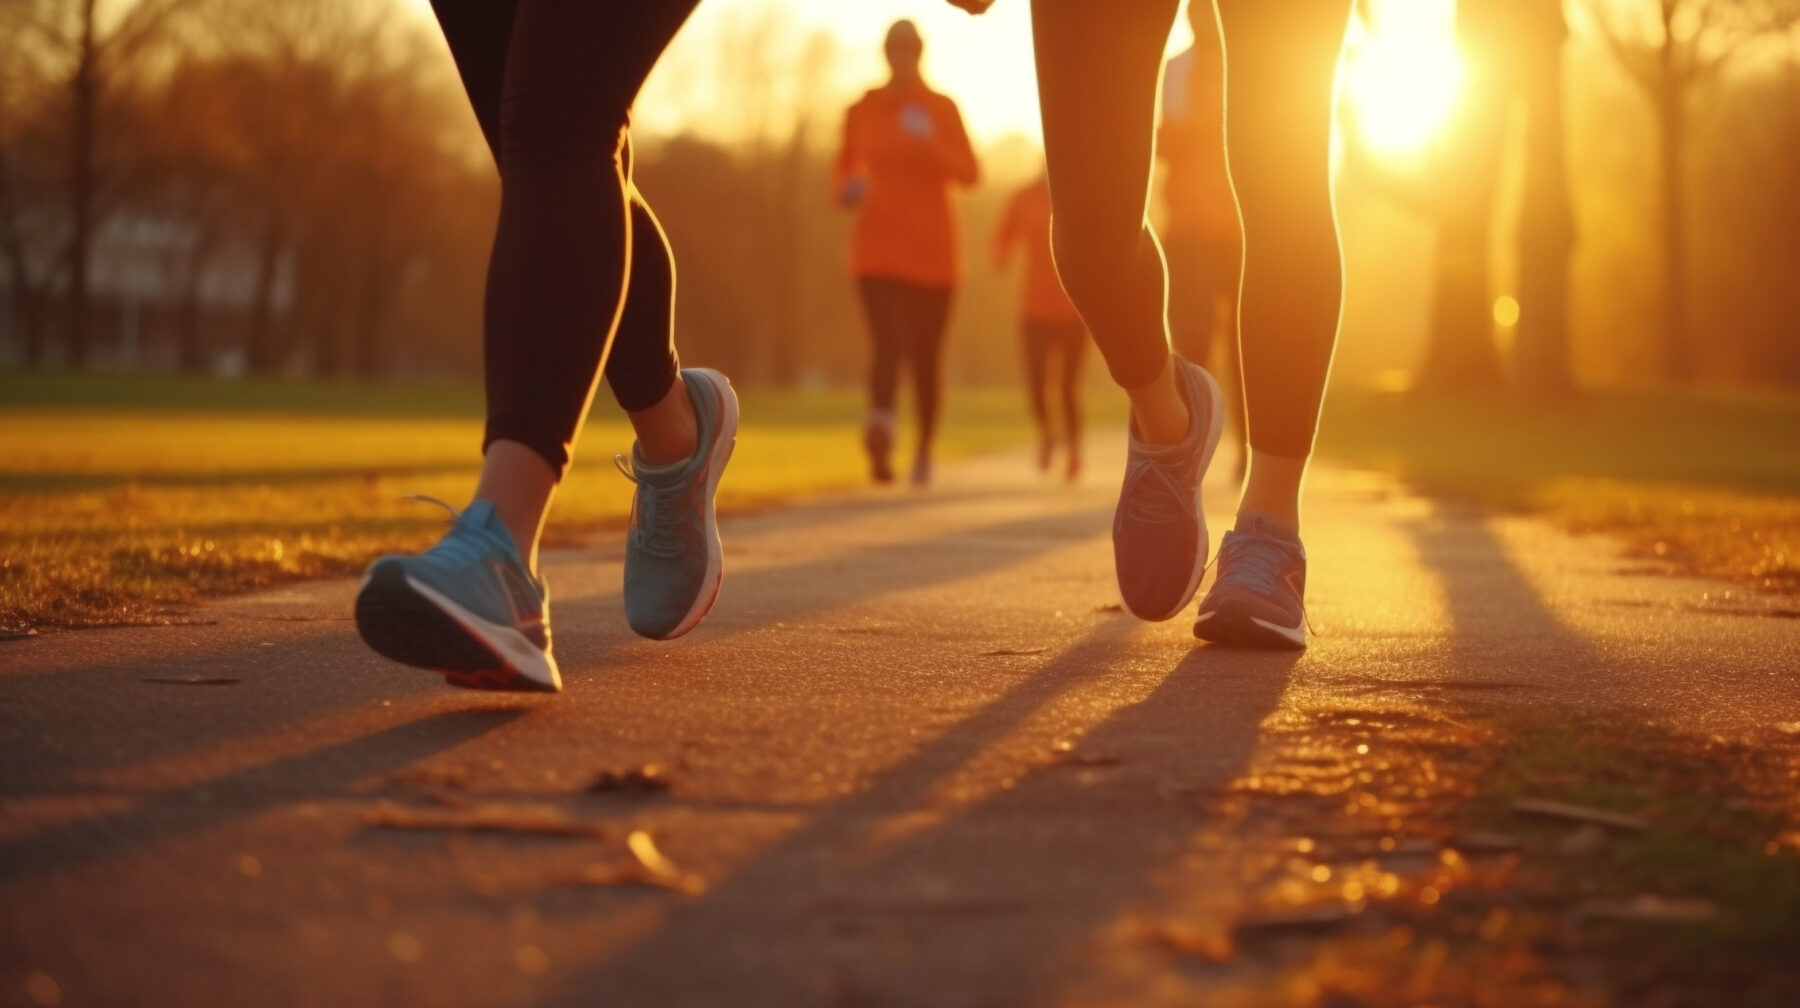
[0,372,1054,633]
[1461,712,1800,1006]
[1316,389,1800,593]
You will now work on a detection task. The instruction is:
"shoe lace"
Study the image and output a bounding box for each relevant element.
[397,493,488,566]
[614,454,688,558]
[1120,460,1187,526]
[1216,532,1297,599]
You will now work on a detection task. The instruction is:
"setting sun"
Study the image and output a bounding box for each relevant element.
[1340,0,1464,161]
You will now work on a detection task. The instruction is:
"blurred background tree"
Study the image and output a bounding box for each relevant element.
[0,0,1795,393]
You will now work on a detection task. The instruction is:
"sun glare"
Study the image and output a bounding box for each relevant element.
[1340,1,1464,162]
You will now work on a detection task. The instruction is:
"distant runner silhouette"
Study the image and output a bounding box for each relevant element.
[994,169,1089,482]
[834,20,980,487]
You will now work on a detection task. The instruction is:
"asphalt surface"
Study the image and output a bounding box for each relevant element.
[3,439,1797,1007]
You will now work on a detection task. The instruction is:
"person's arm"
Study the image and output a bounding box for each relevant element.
[992,190,1023,271]
[929,98,979,187]
[832,104,866,207]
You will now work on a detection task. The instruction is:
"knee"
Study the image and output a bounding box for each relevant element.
[1050,218,1144,308]
[498,94,629,177]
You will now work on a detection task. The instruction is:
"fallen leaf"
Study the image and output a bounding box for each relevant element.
[364,800,611,838]
[1093,603,1124,614]
[1236,902,1367,936]
[141,676,241,686]
[1557,824,1610,857]
[981,647,1047,657]
[1571,894,1719,925]
[587,765,672,795]
[625,829,705,894]
[1450,830,1520,853]
[561,862,697,894]
[1135,919,1236,962]
[1511,798,1649,832]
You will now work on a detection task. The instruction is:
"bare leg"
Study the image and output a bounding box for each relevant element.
[1030,0,1188,445]
[1216,0,1350,531]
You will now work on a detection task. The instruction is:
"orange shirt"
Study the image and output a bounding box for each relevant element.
[994,175,1080,325]
[834,83,978,288]
[1158,47,1238,244]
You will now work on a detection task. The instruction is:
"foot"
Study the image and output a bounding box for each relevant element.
[355,498,560,692]
[864,413,895,484]
[911,453,932,488]
[1036,435,1054,472]
[1112,356,1223,621]
[1193,514,1308,649]
[617,368,739,640]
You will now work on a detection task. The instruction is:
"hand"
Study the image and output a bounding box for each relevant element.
[838,177,867,208]
[945,0,995,13]
[899,104,934,140]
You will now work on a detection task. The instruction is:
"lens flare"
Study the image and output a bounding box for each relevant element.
[1341,1,1464,162]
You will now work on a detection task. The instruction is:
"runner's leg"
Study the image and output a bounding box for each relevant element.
[1215,0,1349,529]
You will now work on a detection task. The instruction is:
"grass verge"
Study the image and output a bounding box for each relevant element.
[1317,390,1800,595]
[1452,712,1800,1007]
[0,373,1058,634]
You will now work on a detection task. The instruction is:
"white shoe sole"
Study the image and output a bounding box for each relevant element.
[405,576,562,691]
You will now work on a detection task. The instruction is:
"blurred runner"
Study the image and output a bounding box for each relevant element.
[946,0,1348,649]
[993,169,1088,482]
[834,20,980,487]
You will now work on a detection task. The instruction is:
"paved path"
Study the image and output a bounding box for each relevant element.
[3,441,1796,1007]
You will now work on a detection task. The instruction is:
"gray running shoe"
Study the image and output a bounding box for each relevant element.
[1193,514,1308,649]
[617,368,739,640]
[1113,356,1223,621]
[355,498,560,692]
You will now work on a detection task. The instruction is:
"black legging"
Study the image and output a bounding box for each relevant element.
[1031,0,1346,459]
[857,277,952,454]
[430,0,699,477]
[1022,319,1087,450]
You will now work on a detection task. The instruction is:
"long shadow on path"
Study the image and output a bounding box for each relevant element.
[544,628,1298,1006]
[1,497,1112,793]
[0,708,524,885]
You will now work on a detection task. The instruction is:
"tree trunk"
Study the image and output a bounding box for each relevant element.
[67,0,99,367]
[1655,81,1691,383]
[1417,0,1508,392]
[10,270,49,367]
[1512,0,1577,400]
[246,215,286,373]
[1654,1,1692,384]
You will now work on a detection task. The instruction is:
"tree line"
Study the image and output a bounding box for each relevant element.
[2,0,1796,391]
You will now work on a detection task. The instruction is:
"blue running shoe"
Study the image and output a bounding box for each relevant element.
[616,368,739,640]
[1193,514,1308,649]
[354,497,561,692]
[1113,356,1223,621]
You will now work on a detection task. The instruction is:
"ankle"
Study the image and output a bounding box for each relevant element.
[630,378,699,466]
[1125,357,1189,445]
[1237,447,1309,534]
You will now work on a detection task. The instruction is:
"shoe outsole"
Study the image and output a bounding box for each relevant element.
[633,367,737,642]
[1117,361,1226,623]
[1193,607,1308,650]
[355,563,561,693]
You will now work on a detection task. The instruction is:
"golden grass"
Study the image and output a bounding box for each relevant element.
[1317,390,1800,597]
[0,388,1049,634]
